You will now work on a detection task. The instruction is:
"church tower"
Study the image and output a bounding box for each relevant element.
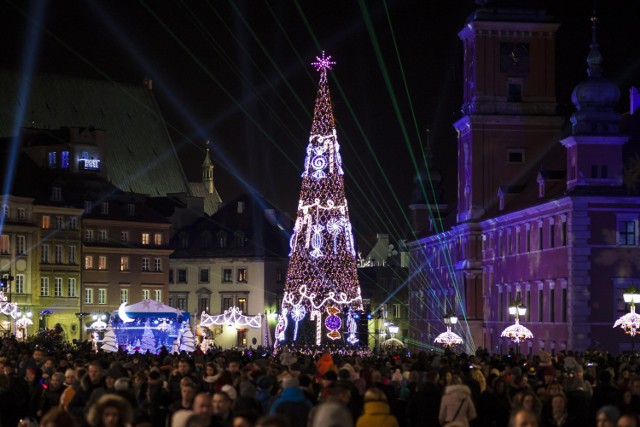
[454,3,565,222]
[202,142,215,195]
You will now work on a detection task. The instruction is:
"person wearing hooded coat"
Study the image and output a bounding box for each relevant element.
[439,377,477,427]
[269,376,312,427]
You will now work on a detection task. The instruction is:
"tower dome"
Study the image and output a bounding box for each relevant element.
[570,15,620,135]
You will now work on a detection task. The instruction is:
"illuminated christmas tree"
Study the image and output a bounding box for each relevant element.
[279,52,363,350]
[140,321,156,353]
[179,326,196,353]
[101,326,119,353]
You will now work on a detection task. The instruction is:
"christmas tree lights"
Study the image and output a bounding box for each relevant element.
[280,52,363,350]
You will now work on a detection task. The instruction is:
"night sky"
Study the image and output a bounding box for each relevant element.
[2,0,640,250]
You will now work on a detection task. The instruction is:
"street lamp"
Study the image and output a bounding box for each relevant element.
[434,313,463,348]
[501,298,533,352]
[614,287,640,343]
[75,312,91,342]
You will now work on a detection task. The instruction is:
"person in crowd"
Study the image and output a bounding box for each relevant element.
[169,360,199,401]
[60,369,80,410]
[618,413,640,427]
[407,369,441,427]
[212,391,234,427]
[509,408,539,427]
[439,375,477,427]
[25,366,45,419]
[597,405,621,427]
[86,394,133,427]
[168,381,199,422]
[355,387,399,427]
[68,361,105,426]
[270,376,312,427]
[254,414,289,427]
[39,407,77,427]
[308,382,354,427]
[543,392,577,427]
[479,376,511,427]
[40,372,66,417]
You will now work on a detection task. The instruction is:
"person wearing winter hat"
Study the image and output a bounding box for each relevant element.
[356,388,399,427]
[221,384,238,402]
[270,375,313,427]
[212,391,234,426]
[438,376,477,427]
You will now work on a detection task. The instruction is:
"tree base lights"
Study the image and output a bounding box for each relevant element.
[501,318,534,343]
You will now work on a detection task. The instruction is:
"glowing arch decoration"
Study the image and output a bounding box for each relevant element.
[199,307,262,329]
[325,306,342,340]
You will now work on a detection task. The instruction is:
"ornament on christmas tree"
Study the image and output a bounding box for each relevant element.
[347,310,359,345]
[279,52,363,350]
[325,306,342,340]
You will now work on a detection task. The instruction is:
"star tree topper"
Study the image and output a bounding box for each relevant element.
[312,51,336,73]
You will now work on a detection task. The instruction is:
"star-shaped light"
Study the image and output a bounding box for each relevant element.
[312,51,336,72]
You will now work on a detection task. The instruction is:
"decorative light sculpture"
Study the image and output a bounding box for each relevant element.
[614,288,640,336]
[434,314,463,348]
[0,290,18,319]
[501,299,533,348]
[15,311,33,341]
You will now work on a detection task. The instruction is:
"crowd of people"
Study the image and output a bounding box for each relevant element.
[2,336,640,427]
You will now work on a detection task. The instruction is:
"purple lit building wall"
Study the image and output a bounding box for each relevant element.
[408,4,640,355]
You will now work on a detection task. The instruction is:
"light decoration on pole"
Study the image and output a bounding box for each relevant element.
[200,307,262,329]
[434,314,463,348]
[279,51,363,349]
[501,299,533,343]
[614,288,640,336]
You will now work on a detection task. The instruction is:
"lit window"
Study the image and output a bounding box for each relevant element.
[142,258,150,272]
[154,258,162,272]
[142,233,150,245]
[98,256,107,270]
[40,277,50,296]
[98,288,107,305]
[142,289,150,300]
[238,298,247,313]
[42,215,51,229]
[54,278,63,297]
[68,278,77,297]
[61,151,70,169]
[85,288,93,304]
[154,289,162,302]
[154,233,163,245]
[0,235,8,254]
[120,256,129,271]
[48,152,57,168]
[84,256,93,270]
[237,268,248,283]
[120,288,129,304]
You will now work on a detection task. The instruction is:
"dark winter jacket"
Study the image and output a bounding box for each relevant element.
[270,386,313,427]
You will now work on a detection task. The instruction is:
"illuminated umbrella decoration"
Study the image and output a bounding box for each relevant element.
[500,318,534,343]
[614,290,640,336]
[434,329,464,348]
